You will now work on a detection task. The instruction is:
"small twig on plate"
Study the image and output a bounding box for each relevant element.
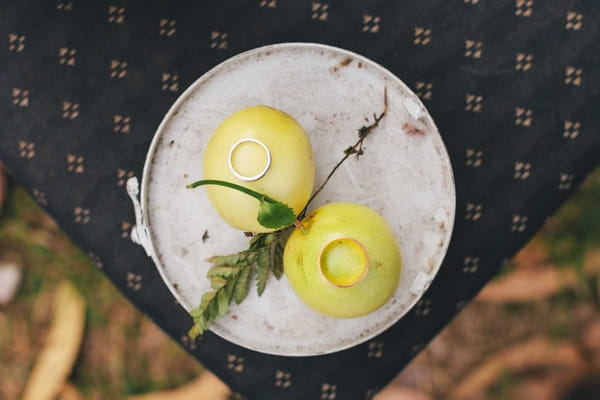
[302,87,388,214]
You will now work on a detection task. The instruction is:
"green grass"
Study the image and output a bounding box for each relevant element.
[543,170,600,270]
[488,369,520,400]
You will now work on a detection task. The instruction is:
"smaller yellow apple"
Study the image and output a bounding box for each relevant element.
[203,106,315,233]
[283,202,402,318]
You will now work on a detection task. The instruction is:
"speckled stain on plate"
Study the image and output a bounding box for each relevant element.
[126,43,456,356]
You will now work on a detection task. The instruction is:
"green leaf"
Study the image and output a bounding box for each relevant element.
[186,179,296,230]
[208,254,241,266]
[225,278,236,303]
[210,276,228,290]
[257,198,296,229]
[234,266,251,305]
[255,251,270,296]
[249,234,265,248]
[207,297,219,320]
[271,246,284,280]
[207,265,241,278]
[216,289,230,317]
[263,233,277,246]
[188,316,207,339]
[270,233,285,280]
[197,292,216,315]
[189,306,203,319]
[256,249,269,269]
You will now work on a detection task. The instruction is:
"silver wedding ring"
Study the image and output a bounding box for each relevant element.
[227,138,272,182]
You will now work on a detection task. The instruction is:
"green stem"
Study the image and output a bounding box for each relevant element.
[187,179,274,202]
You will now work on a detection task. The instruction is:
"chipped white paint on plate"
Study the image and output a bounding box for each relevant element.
[137,43,455,356]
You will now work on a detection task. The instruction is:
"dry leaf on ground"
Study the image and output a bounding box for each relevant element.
[375,385,433,400]
[478,251,600,303]
[512,237,550,271]
[128,371,230,400]
[21,281,86,400]
[449,336,585,400]
[58,383,83,400]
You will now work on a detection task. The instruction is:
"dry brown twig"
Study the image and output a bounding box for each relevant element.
[302,88,388,215]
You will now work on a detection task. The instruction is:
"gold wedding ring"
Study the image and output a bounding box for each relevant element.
[318,237,370,288]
